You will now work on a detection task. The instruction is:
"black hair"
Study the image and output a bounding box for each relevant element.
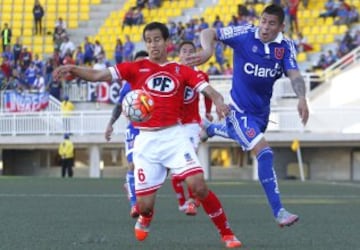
[142,22,170,41]
[134,50,149,60]
[178,40,196,50]
[262,4,285,24]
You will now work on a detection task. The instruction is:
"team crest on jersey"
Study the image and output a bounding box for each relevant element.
[175,66,180,75]
[184,86,196,104]
[145,71,179,97]
[252,45,258,53]
[245,128,256,138]
[184,153,195,164]
[274,47,284,59]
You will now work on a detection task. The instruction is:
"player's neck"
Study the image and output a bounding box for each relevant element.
[149,58,168,65]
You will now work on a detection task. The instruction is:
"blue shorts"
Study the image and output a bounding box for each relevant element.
[226,106,269,151]
[125,123,140,163]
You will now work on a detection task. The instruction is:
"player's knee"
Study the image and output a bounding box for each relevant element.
[189,180,208,199]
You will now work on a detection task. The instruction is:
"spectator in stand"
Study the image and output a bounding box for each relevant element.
[49,79,62,100]
[60,95,75,134]
[53,26,67,50]
[288,0,299,35]
[19,46,32,73]
[83,36,94,65]
[2,45,14,63]
[246,4,258,24]
[59,35,76,61]
[52,48,62,68]
[183,22,195,41]
[325,49,338,66]
[123,35,135,62]
[295,32,313,52]
[33,71,46,92]
[114,38,124,64]
[168,21,178,42]
[313,53,328,70]
[1,23,12,52]
[352,30,360,48]
[33,0,45,35]
[123,7,135,29]
[133,7,144,25]
[13,37,22,67]
[0,55,12,83]
[136,0,147,9]
[199,17,209,32]
[212,15,224,29]
[93,52,107,70]
[228,15,240,26]
[207,62,221,75]
[44,57,55,86]
[93,40,105,61]
[348,5,359,24]
[75,46,84,65]
[223,63,233,75]
[25,62,39,89]
[334,2,350,25]
[319,0,338,18]
[33,54,44,76]
[55,17,67,31]
[148,0,161,9]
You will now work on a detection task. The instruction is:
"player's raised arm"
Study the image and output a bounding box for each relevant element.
[287,69,309,125]
[185,28,218,67]
[201,85,229,120]
[53,64,113,83]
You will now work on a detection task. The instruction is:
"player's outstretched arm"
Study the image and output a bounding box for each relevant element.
[53,65,113,83]
[287,69,309,125]
[184,28,217,66]
[201,85,229,120]
[105,103,122,142]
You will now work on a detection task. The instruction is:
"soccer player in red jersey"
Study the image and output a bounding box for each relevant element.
[171,40,213,216]
[53,22,241,249]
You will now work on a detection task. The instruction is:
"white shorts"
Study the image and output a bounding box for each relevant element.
[183,123,201,151]
[133,125,203,196]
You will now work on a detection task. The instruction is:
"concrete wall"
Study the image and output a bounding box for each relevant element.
[1,145,359,181]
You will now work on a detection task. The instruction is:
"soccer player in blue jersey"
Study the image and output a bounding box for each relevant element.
[186,4,309,227]
[105,50,149,218]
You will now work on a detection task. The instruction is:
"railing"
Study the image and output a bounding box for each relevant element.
[1,107,360,136]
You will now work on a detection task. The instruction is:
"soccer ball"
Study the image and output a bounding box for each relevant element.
[122,89,155,122]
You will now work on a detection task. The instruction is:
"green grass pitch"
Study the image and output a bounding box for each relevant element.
[0,177,359,250]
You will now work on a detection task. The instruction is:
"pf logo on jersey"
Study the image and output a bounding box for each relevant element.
[145,71,179,97]
[184,86,196,104]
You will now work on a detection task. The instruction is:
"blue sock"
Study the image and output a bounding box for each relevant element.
[207,123,229,138]
[257,147,282,217]
[126,170,136,207]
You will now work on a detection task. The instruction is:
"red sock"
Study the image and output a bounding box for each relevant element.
[171,176,186,206]
[200,190,233,236]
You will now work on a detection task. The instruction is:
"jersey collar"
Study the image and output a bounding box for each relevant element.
[254,27,283,44]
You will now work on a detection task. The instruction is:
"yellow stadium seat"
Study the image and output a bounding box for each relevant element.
[23,28,33,36]
[68,20,78,28]
[69,0,78,4]
[22,36,32,46]
[91,0,101,4]
[58,4,68,13]
[79,12,89,21]
[12,29,21,37]
[13,4,24,13]
[46,4,56,13]
[79,0,90,5]
[297,52,307,62]
[311,26,320,35]
[338,25,348,34]
[33,36,43,45]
